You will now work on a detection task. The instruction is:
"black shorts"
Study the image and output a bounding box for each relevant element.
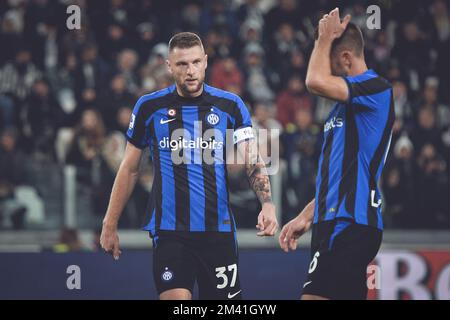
[301,218,382,300]
[152,231,242,300]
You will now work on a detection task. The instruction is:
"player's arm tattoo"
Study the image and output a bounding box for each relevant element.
[242,139,272,204]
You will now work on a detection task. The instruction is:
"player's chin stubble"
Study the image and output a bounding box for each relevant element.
[180,79,203,96]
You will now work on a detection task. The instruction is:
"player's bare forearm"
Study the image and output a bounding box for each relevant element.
[103,143,142,229]
[305,9,350,102]
[305,38,333,94]
[103,165,139,228]
[242,140,272,205]
[279,198,315,251]
[247,162,272,204]
[239,139,278,236]
[298,198,315,222]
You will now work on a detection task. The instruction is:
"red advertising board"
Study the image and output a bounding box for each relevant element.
[367,250,450,300]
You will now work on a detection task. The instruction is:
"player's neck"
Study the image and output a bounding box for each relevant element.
[347,60,368,77]
[176,84,204,98]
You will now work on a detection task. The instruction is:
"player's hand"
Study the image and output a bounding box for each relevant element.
[256,202,278,237]
[100,223,122,260]
[318,8,351,41]
[279,215,312,253]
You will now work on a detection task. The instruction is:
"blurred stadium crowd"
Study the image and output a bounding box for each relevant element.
[0,0,449,232]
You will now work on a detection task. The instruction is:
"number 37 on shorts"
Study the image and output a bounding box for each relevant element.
[215,263,238,289]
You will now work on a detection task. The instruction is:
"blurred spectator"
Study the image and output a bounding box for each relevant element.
[382,166,405,227]
[252,101,283,162]
[23,0,64,42]
[420,77,450,129]
[238,18,263,55]
[135,22,159,63]
[410,107,444,155]
[0,94,15,130]
[176,2,202,35]
[204,29,235,64]
[267,23,300,75]
[252,101,281,131]
[53,53,79,127]
[344,1,370,34]
[116,49,140,95]
[237,0,264,28]
[384,135,416,228]
[21,78,60,157]
[430,0,450,43]
[102,107,130,173]
[415,143,449,228]
[210,57,243,92]
[276,75,313,128]
[393,21,431,90]
[30,18,59,72]
[100,23,130,65]
[200,0,239,37]
[371,31,392,74]
[139,43,170,93]
[91,227,102,251]
[237,0,264,57]
[61,24,96,59]
[436,36,450,104]
[66,109,112,217]
[100,74,134,130]
[281,108,320,221]
[279,49,307,85]
[0,8,25,65]
[392,80,413,126]
[75,43,110,107]
[102,107,150,227]
[66,109,106,182]
[0,46,42,101]
[53,228,84,252]
[130,0,160,31]
[0,128,27,229]
[242,42,276,102]
[264,0,303,39]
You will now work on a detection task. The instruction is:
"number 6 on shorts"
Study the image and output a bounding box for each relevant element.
[309,251,320,274]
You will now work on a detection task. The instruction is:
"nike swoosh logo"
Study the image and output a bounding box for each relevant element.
[303,281,312,288]
[227,290,241,299]
[160,118,176,124]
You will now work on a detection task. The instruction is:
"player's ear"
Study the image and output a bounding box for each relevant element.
[204,54,208,69]
[166,59,172,75]
[342,51,352,68]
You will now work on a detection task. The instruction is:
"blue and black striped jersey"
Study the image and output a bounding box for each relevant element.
[314,69,395,230]
[127,84,253,235]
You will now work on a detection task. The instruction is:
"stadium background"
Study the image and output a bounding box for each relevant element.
[0,0,449,300]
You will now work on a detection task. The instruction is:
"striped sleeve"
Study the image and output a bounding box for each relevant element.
[232,96,254,144]
[126,96,150,149]
[343,76,392,111]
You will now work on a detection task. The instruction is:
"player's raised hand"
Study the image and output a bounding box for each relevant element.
[256,202,278,237]
[318,7,351,41]
[100,223,122,260]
